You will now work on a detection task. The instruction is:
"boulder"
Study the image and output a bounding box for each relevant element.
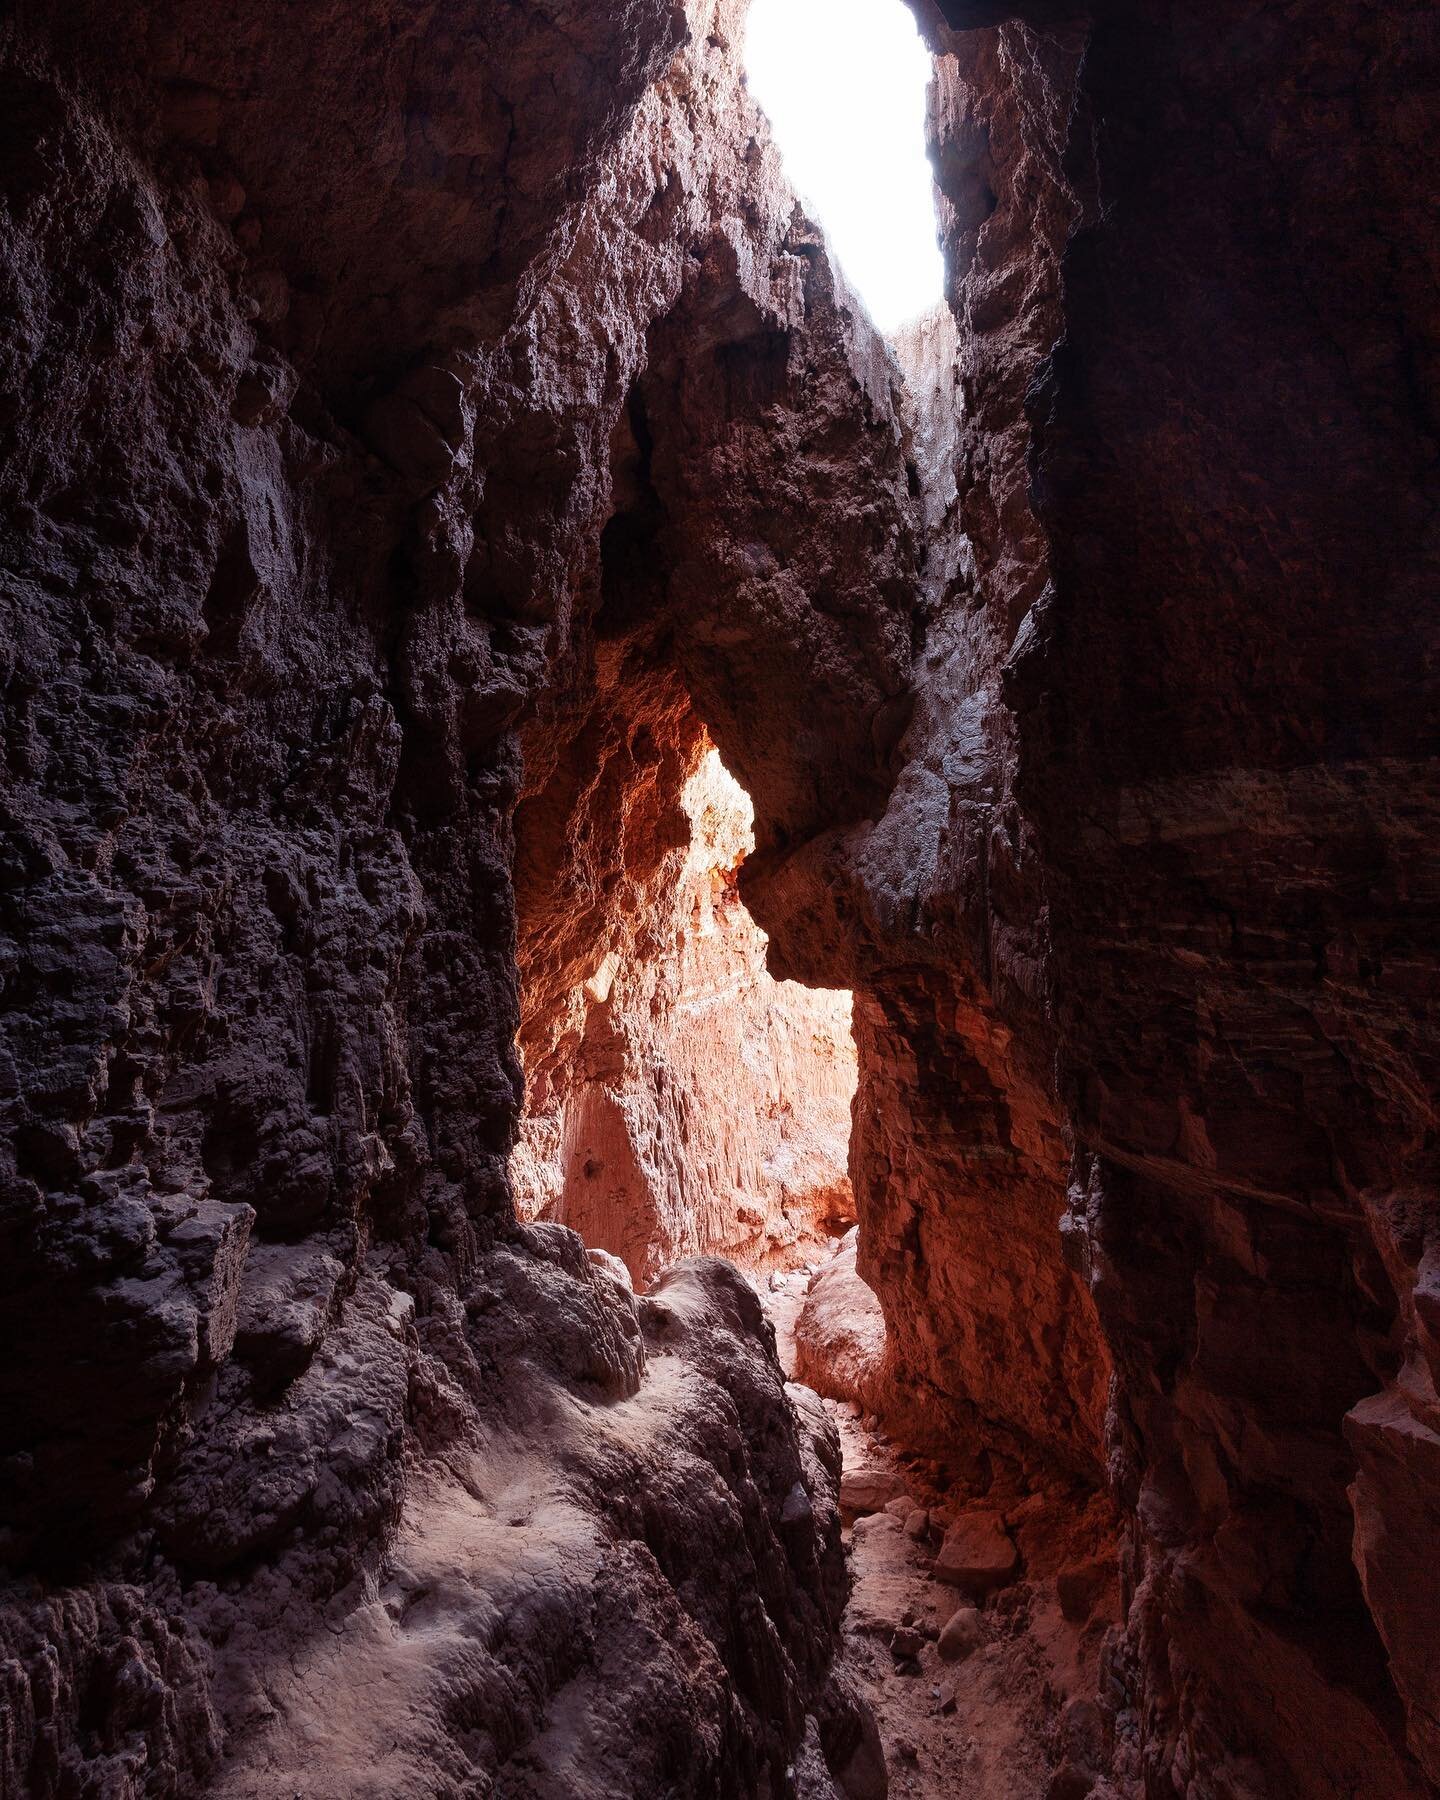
[933,1513,1018,1592]
[840,1466,910,1516]
[937,1604,984,1664]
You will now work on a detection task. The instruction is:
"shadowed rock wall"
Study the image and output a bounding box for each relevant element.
[897,3,1440,1793]
[0,2,914,1792]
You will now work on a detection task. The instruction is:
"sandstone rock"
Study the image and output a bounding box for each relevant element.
[1056,1555,1114,1625]
[840,1466,910,1517]
[3,0,1437,1791]
[514,746,857,1287]
[162,1198,256,1366]
[904,1508,930,1541]
[232,1240,347,1390]
[1046,1697,1109,1800]
[911,5,1440,1792]
[1346,1392,1440,1785]
[586,1245,634,1293]
[1046,1763,1096,1800]
[794,1229,889,1412]
[933,1514,1019,1592]
[937,1604,985,1665]
[850,1511,904,1547]
[781,1481,814,1529]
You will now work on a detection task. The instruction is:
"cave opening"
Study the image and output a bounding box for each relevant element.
[512,734,860,1306]
[743,0,945,334]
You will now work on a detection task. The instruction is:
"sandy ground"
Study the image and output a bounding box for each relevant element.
[758,1255,1095,1800]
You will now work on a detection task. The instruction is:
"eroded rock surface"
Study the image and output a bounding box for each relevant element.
[515,745,856,1286]
[0,1,907,1791]
[794,1227,889,1416]
[897,6,1440,1793]
[2,0,1437,1794]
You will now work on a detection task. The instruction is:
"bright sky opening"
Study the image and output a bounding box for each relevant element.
[743,0,945,335]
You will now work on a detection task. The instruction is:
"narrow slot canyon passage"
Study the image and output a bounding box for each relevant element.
[512,728,1117,1799]
[2,1,1437,1798]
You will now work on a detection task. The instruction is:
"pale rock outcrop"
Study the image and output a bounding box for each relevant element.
[514,747,856,1286]
[793,1229,888,1414]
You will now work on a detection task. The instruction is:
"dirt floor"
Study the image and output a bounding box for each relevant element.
[759,1254,1115,1800]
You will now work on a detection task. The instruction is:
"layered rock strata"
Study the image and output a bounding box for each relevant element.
[880,4,1440,1794]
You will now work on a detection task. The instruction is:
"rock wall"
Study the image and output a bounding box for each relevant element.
[2,0,1437,1794]
[885,3,1440,1794]
[0,1,916,1791]
[515,744,856,1287]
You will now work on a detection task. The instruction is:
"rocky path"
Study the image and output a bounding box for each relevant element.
[760,1258,1117,1800]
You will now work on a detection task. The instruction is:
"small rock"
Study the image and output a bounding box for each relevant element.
[892,1736,919,1763]
[232,1239,344,1389]
[586,1247,633,1292]
[1057,1696,1108,1771]
[780,1482,812,1527]
[933,1511,1019,1591]
[890,1626,924,1660]
[937,1604,984,1664]
[935,1683,958,1716]
[851,1511,903,1544]
[884,1493,919,1520]
[1046,1761,1096,1800]
[904,1507,929,1540]
[232,354,298,428]
[840,1466,910,1516]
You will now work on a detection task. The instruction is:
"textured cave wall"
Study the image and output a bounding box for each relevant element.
[0,2,918,1792]
[898,3,1440,1795]
[514,745,856,1288]
[2,0,1438,1794]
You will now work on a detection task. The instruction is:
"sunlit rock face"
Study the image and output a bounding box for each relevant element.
[514,745,856,1286]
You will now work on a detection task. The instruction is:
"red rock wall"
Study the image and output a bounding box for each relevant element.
[515,744,856,1287]
[898,4,1440,1793]
[2,0,1437,1793]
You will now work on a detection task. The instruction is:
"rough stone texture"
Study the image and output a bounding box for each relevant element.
[932,1511,1019,1593]
[514,745,856,1287]
[0,1,906,1792]
[203,1254,854,1799]
[892,3,1440,1794]
[936,1604,983,1664]
[3,0,1439,1793]
[794,1228,889,1416]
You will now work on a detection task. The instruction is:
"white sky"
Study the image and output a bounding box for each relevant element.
[743,0,945,334]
